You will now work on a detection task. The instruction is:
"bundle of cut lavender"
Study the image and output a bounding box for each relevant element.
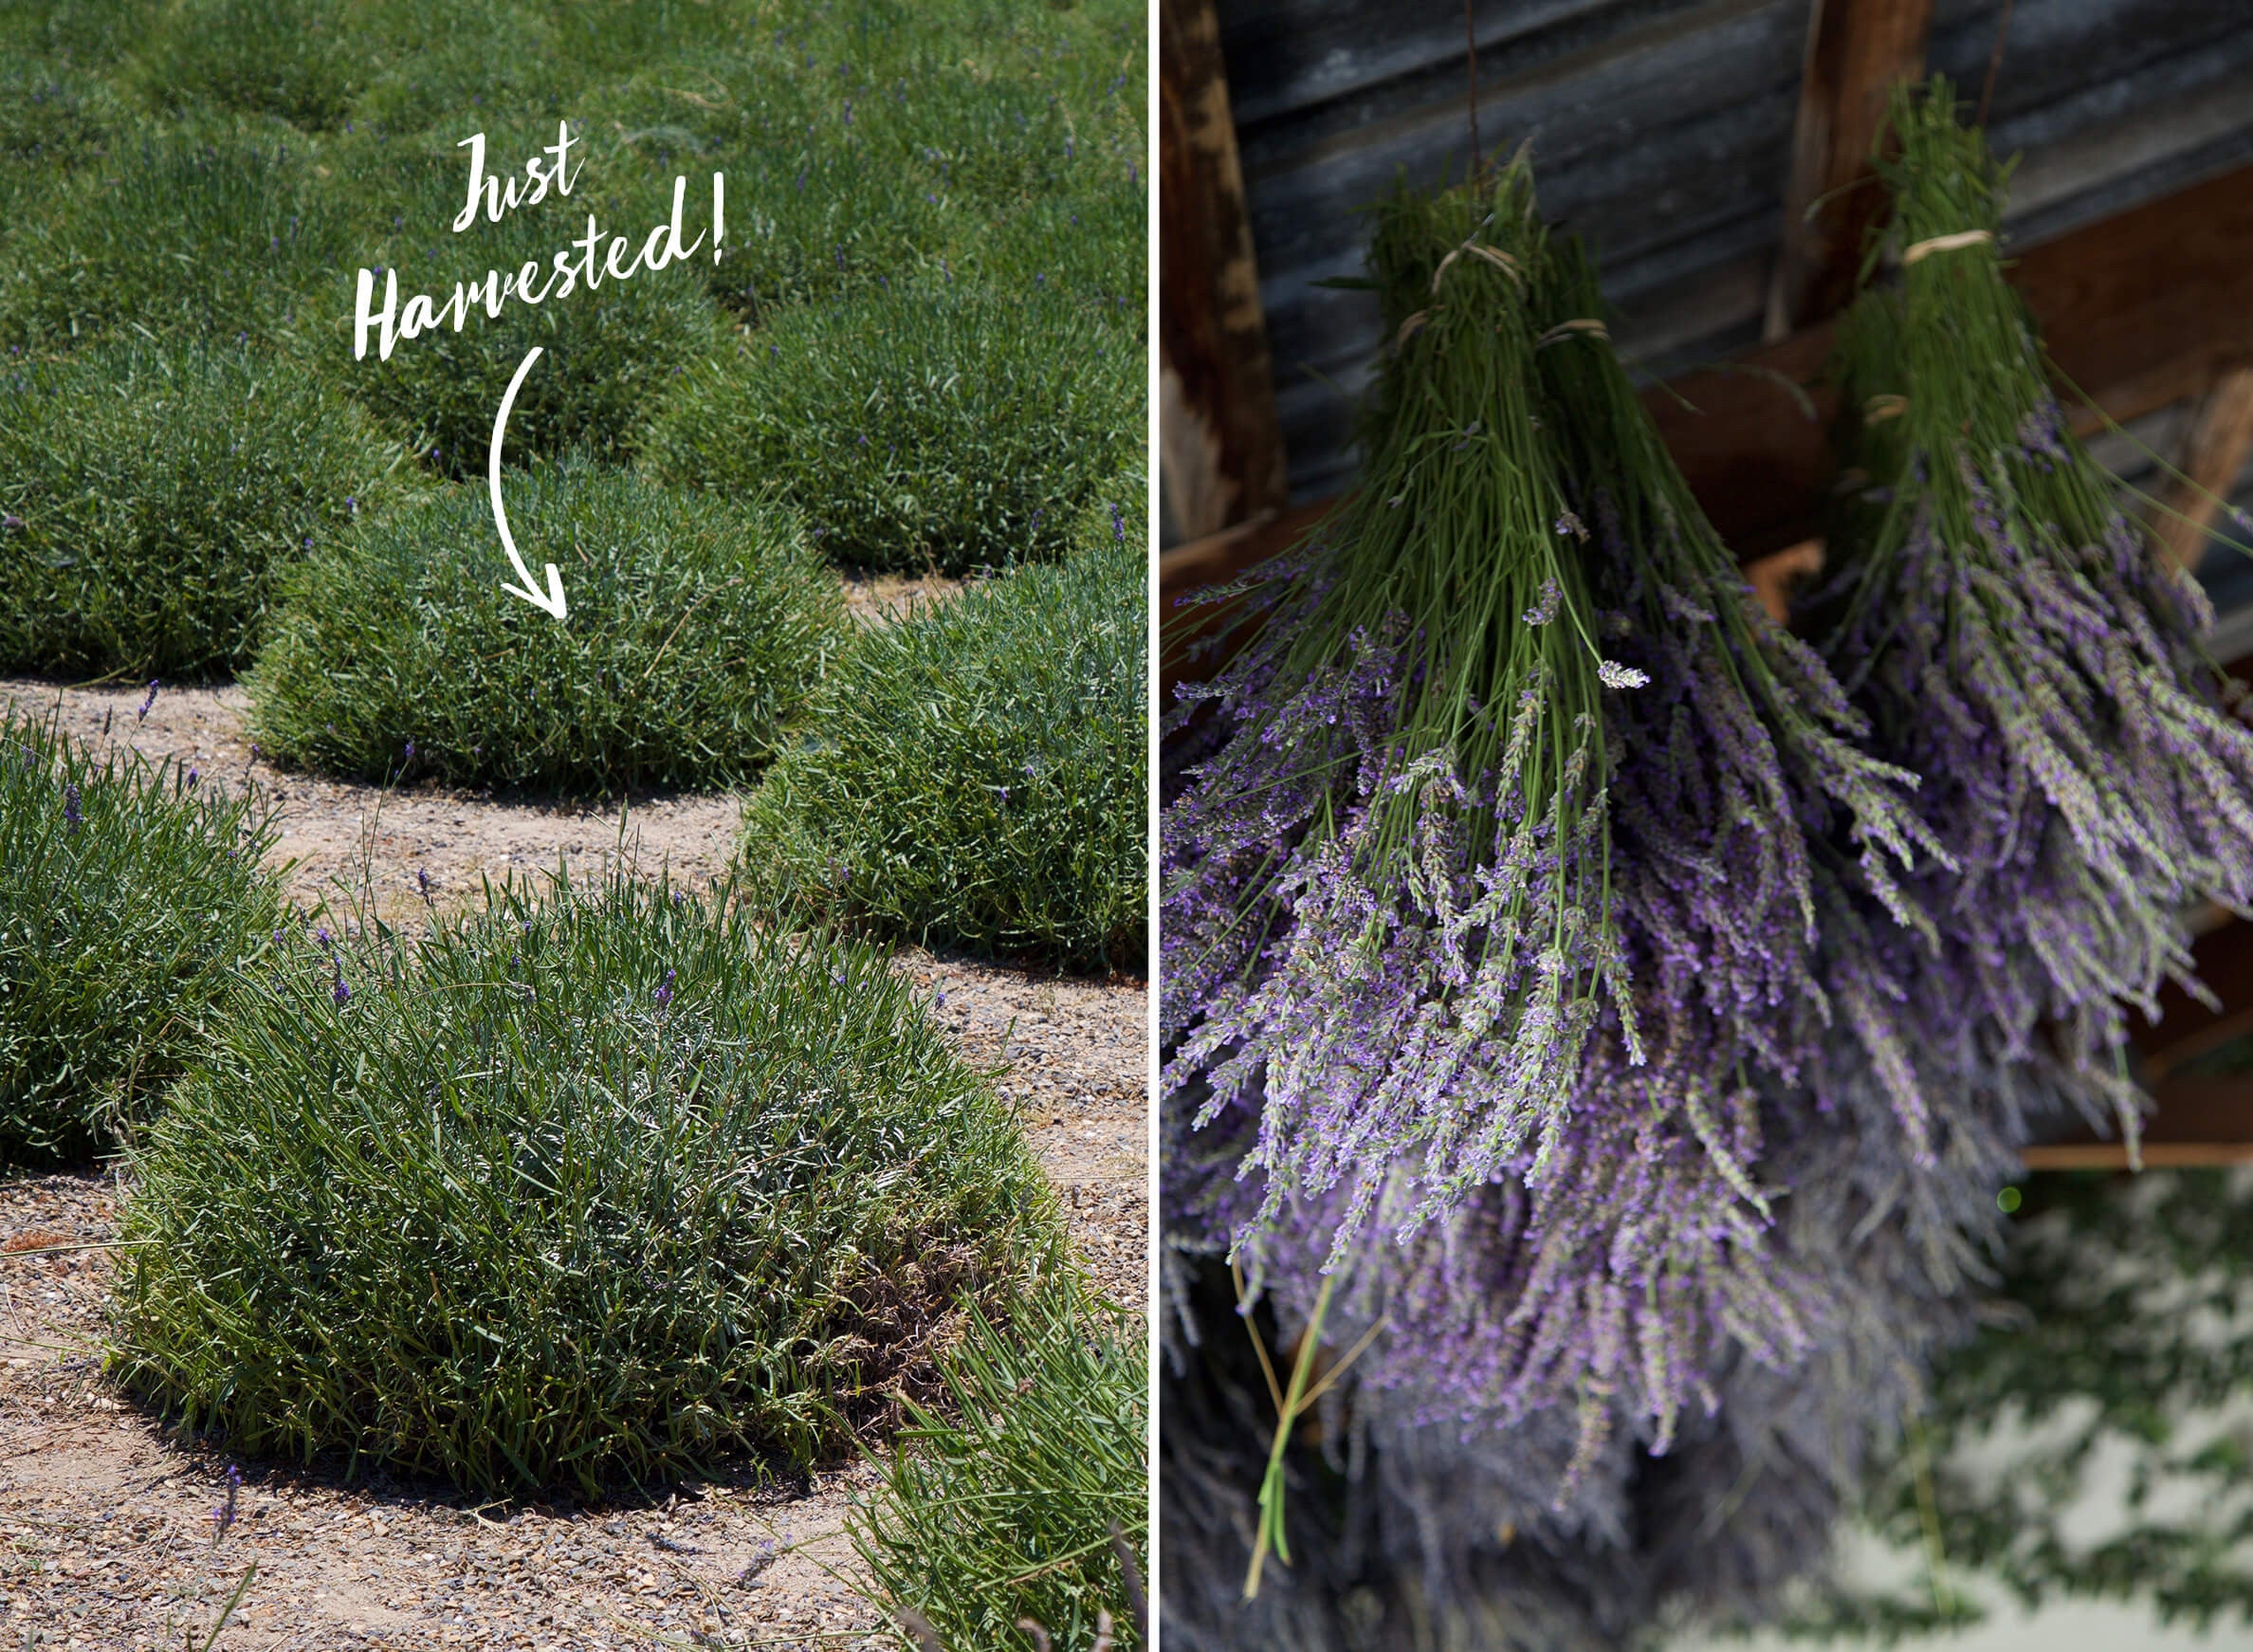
[1163,157,1955,1481]
[1163,163,1635,1257]
[1815,79,2253,1139]
[1163,161,1939,1272]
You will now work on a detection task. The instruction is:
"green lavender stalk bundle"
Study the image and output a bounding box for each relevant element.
[1528,234,1944,1110]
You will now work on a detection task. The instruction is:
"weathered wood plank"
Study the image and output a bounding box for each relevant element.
[1160,0,1289,543]
[1763,0,1934,340]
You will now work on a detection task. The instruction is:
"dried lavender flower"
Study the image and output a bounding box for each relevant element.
[1811,80,2253,1153]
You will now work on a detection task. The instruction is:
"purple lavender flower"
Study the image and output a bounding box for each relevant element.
[654,968,675,1008]
[63,782,81,832]
[137,680,158,723]
[211,1463,240,1542]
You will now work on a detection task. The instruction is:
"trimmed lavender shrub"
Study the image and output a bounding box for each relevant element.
[332,145,733,480]
[114,871,1061,1497]
[0,707,282,1165]
[741,526,1145,972]
[126,0,358,128]
[646,279,1140,576]
[851,1293,1148,1651]
[0,340,403,680]
[247,460,845,795]
[0,125,345,350]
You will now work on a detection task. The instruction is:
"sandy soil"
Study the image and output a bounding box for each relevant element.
[0,676,1148,1650]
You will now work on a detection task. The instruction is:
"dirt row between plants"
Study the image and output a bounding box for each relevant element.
[0,675,1147,1650]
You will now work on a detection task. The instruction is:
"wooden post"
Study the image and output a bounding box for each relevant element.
[1160,0,1288,543]
[1763,0,1933,341]
[2148,365,2253,573]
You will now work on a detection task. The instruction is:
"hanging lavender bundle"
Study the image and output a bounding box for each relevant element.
[1164,156,1950,1264]
[1164,158,1955,1482]
[1163,162,1640,1256]
[1161,1037,2014,1650]
[1816,79,2253,1138]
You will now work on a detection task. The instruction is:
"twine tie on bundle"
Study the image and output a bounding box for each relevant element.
[1431,240,1523,294]
[1535,319,1610,350]
[1901,229,1994,265]
[1863,395,1909,424]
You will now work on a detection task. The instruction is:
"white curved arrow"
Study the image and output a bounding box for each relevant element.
[490,345,567,619]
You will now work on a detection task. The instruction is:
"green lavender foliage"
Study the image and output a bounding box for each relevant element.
[333,142,733,478]
[849,1292,1148,1651]
[0,0,161,68]
[648,280,1139,574]
[0,340,404,680]
[0,123,346,349]
[248,461,844,795]
[114,870,1062,1498]
[572,0,1145,325]
[742,527,1146,972]
[343,0,581,136]
[0,707,283,1165]
[0,51,132,167]
[1786,1168,2253,1641]
[126,0,360,128]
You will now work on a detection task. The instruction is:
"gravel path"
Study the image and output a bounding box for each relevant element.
[0,676,1148,1649]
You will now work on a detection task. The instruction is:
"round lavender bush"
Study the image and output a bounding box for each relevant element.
[742,526,1145,974]
[0,707,282,1165]
[247,458,845,795]
[114,871,1059,1496]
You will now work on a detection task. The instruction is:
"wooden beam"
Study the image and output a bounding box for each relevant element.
[2133,913,2253,1083]
[2148,365,2253,573]
[1160,0,1288,544]
[2023,1078,2253,1170]
[1161,158,2253,667]
[1764,0,1933,340]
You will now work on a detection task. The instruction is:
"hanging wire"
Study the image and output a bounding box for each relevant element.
[1464,0,1482,182]
[1974,0,2015,128]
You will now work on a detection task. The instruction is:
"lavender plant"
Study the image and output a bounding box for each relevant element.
[0,340,402,680]
[247,458,844,795]
[742,526,1146,974]
[647,278,1139,577]
[0,706,283,1164]
[1814,80,2253,1145]
[1159,1034,2023,1650]
[115,870,1059,1496]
